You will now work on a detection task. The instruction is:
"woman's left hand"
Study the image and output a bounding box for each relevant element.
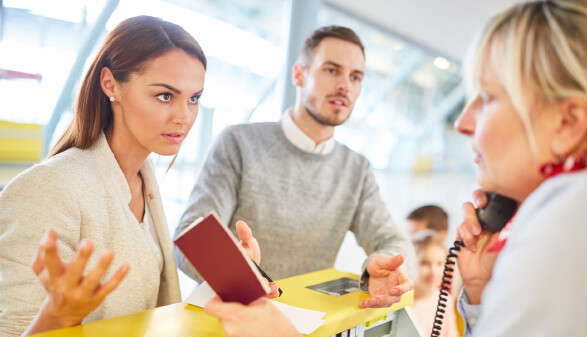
[456,194,502,305]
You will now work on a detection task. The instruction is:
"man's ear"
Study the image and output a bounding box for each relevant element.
[552,98,587,156]
[100,67,116,99]
[291,63,305,88]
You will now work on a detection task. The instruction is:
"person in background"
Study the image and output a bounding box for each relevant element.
[411,234,459,337]
[175,25,414,309]
[0,15,275,336]
[407,204,463,297]
[407,205,449,243]
[454,0,587,335]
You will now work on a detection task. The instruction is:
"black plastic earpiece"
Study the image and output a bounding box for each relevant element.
[475,192,518,232]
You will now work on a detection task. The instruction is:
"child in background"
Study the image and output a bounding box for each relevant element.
[407,204,462,295]
[412,234,460,337]
[407,205,449,243]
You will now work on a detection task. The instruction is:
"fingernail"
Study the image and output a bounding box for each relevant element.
[474,196,483,208]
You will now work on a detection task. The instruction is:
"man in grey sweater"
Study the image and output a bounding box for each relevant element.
[175,25,415,310]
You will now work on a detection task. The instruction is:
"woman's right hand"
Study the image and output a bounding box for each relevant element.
[24,229,129,335]
[456,190,501,305]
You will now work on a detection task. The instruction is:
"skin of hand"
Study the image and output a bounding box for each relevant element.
[235,220,280,299]
[23,230,129,335]
[456,189,501,305]
[205,295,301,337]
[359,254,413,308]
[236,220,260,264]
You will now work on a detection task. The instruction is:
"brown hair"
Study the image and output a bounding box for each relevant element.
[407,205,448,232]
[48,15,207,157]
[298,25,365,66]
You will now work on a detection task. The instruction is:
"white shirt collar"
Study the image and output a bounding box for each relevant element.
[281,108,336,155]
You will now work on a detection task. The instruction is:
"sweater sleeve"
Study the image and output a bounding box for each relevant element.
[174,127,243,281]
[0,165,81,337]
[350,165,416,279]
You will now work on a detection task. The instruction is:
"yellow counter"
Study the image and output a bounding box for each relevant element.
[31,268,413,337]
[273,268,413,336]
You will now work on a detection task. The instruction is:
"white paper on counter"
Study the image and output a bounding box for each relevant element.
[186,282,326,335]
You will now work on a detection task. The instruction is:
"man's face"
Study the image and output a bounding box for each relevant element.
[298,37,365,126]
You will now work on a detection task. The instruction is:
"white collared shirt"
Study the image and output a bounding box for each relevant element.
[281,108,335,155]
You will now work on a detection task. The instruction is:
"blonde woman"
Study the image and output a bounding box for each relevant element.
[455,0,587,336]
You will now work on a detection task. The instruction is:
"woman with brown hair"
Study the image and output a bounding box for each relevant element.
[0,15,209,336]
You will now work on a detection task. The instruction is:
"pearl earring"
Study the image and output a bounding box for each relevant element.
[110,96,115,102]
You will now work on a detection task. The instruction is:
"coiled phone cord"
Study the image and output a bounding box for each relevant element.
[430,193,517,336]
[431,239,464,337]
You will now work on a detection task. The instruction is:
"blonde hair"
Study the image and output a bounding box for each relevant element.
[465,0,587,152]
[412,233,446,255]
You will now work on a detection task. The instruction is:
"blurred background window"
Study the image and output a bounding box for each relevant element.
[1,0,515,296]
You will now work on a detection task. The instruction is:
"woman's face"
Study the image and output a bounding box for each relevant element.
[415,245,446,289]
[454,63,554,202]
[110,49,205,157]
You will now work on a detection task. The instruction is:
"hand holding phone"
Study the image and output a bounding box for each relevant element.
[432,192,518,336]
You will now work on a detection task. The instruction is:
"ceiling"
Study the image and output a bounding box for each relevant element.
[325,0,521,62]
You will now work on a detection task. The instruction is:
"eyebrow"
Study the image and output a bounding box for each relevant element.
[323,61,364,77]
[149,83,204,96]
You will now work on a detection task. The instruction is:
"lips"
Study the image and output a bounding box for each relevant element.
[472,147,482,164]
[471,145,483,164]
[328,95,349,107]
[162,132,185,144]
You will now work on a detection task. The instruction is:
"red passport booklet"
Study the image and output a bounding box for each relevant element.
[174,213,270,304]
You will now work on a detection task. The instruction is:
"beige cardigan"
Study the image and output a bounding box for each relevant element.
[0,133,181,336]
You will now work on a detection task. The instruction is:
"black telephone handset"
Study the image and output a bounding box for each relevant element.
[475,192,518,232]
[431,192,518,337]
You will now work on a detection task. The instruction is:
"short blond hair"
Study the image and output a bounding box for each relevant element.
[412,233,446,255]
[465,0,587,152]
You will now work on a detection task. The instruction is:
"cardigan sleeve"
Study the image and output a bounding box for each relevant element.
[0,164,81,337]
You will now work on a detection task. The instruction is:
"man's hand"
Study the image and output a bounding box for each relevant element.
[359,254,412,308]
[205,296,300,337]
[235,220,280,298]
[236,220,260,264]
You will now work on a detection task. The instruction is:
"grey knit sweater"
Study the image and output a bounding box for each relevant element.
[174,122,415,281]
